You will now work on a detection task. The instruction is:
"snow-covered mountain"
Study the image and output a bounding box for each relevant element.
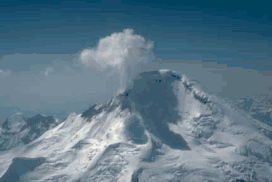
[0,113,58,151]
[235,94,272,128]
[0,69,272,182]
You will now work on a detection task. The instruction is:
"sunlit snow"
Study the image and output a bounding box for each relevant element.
[0,70,271,182]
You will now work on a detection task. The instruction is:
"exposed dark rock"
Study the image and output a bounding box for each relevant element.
[122,71,190,150]
[131,167,143,182]
[81,104,107,120]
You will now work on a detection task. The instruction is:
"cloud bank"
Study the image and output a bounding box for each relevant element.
[80,29,154,92]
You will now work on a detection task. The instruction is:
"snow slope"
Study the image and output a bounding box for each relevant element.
[0,70,271,182]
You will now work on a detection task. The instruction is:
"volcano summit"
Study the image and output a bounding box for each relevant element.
[0,70,272,182]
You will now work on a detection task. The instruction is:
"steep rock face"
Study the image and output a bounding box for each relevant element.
[0,70,272,182]
[0,114,57,151]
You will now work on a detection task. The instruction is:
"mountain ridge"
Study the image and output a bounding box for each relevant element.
[0,69,271,182]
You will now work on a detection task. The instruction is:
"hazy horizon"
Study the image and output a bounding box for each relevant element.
[1,0,272,121]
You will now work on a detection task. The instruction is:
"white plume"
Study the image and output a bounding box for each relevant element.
[80,29,154,92]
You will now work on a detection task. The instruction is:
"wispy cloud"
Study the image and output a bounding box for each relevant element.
[0,69,11,77]
[41,67,54,76]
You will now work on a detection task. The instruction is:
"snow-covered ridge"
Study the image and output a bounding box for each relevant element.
[0,69,271,182]
[0,113,57,151]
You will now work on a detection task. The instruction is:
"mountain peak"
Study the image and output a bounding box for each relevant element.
[1,70,272,182]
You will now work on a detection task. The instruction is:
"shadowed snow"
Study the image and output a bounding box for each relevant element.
[0,70,271,182]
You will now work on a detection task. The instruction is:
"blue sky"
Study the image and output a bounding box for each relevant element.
[1,0,272,120]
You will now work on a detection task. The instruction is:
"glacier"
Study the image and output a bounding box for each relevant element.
[0,69,272,182]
